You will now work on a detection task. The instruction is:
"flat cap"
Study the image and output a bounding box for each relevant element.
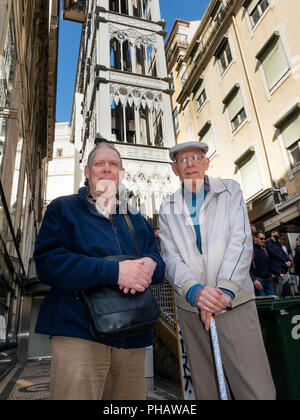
[169,141,209,162]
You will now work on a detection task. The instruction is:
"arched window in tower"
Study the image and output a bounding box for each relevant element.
[109,0,118,12]
[109,0,129,14]
[121,0,129,14]
[126,104,136,144]
[153,109,164,147]
[146,44,157,77]
[110,38,121,70]
[132,0,142,18]
[140,106,151,146]
[142,0,150,19]
[111,99,124,142]
[110,39,132,72]
[132,0,150,19]
[111,99,136,144]
[123,40,132,72]
[134,42,157,76]
[136,42,146,75]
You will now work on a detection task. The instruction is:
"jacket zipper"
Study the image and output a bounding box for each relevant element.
[110,214,123,254]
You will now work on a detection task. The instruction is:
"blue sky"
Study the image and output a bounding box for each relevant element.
[56,0,211,122]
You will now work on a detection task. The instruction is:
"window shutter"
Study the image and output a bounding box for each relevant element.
[240,154,262,200]
[260,37,289,89]
[192,78,204,97]
[227,89,244,121]
[214,37,227,57]
[200,124,216,157]
[281,110,300,149]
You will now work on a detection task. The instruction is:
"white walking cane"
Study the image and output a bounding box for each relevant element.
[210,315,228,401]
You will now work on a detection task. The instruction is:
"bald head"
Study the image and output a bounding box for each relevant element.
[87,144,123,169]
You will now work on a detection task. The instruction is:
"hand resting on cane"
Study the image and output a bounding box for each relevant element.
[194,286,232,330]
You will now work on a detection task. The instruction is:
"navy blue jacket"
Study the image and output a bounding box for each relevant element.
[34,187,165,349]
[250,244,272,282]
[265,239,291,276]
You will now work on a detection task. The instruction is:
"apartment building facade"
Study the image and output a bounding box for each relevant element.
[0,0,59,376]
[167,0,300,250]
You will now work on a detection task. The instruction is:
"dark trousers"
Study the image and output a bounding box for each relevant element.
[255,279,275,296]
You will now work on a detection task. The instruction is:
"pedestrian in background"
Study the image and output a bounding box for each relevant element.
[250,231,274,296]
[250,224,257,236]
[266,230,292,299]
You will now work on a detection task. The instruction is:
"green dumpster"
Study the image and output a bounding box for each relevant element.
[256,296,300,400]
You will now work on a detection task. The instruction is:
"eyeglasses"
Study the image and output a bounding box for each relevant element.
[176,154,206,165]
[258,237,266,241]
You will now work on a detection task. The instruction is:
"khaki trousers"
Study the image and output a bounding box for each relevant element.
[177,300,276,400]
[50,336,146,400]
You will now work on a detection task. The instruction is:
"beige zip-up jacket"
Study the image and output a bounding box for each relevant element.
[158,176,255,313]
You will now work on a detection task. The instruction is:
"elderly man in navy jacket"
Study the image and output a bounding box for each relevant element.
[250,231,274,296]
[34,142,165,400]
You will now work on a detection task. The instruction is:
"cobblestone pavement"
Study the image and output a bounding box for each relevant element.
[0,359,181,401]
[0,359,50,400]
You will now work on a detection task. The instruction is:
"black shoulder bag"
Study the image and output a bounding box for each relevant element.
[78,214,160,342]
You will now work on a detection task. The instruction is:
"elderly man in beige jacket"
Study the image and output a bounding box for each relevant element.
[159,141,276,400]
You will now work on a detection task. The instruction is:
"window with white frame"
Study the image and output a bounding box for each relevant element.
[236,151,262,200]
[215,38,233,75]
[109,0,129,14]
[256,34,290,91]
[223,87,247,133]
[278,109,300,169]
[192,78,207,113]
[196,89,207,112]
[198,122,216,157]
[244,0,269,27]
